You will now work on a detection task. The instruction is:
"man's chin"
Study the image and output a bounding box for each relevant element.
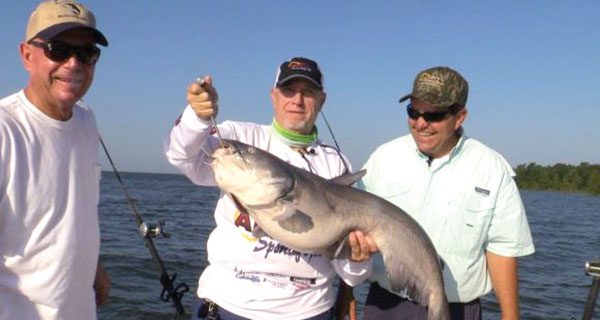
[282,120,309,133]
[54,90,85,104]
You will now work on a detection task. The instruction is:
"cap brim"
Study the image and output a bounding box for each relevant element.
[36,23,108,46]
[398,93,411,103]
[276,75,322,89]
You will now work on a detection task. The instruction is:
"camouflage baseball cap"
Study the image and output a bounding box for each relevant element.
[399,66,468,108]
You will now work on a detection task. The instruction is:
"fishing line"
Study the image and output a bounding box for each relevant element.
[319,111,342,152]
[319,111,350,172]
[99,135,189,319]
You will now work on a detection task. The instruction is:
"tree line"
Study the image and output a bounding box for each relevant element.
[514,162,600,195]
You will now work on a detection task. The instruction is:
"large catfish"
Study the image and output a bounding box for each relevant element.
[211,139,450,320]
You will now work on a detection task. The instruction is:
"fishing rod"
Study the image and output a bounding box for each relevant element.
[582,259,600,320]
[99,135,189,319]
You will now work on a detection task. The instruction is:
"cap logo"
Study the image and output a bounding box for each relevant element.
[55,2,86,21]
[288,61,313,72]
[63,3,82,16]
[418,72,444,90]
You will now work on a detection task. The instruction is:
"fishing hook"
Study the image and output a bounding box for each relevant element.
[196,77,225,148]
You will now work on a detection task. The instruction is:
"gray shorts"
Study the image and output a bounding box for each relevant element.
[192,297,333,320]
[362,283,482,320]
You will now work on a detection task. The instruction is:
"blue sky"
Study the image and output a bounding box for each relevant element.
[2,1,599,174]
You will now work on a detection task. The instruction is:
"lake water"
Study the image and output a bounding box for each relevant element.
[97,172,600,320]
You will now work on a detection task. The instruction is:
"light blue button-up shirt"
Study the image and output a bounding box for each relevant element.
[361,134,535,303]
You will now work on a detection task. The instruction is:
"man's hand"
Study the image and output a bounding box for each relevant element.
[94,262,110,306]
[348,230,378,262]
[187,75,219,121]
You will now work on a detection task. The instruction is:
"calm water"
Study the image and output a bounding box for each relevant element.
[97,172,600,320]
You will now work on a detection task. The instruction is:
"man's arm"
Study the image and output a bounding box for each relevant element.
[335,282,357,320]
[164,76,221,185]
[486,251,519,320]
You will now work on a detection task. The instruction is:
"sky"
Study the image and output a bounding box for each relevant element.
[1,1,599,174]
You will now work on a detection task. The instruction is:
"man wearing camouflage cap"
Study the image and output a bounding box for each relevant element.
[0,1,109,318]
[340,66,535,320]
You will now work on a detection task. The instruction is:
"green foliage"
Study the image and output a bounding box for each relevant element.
[514,162,600,195]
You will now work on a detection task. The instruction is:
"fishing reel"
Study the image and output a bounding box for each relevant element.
[582,259,600,320]
[586,260,600,278]
[139,220,171,239]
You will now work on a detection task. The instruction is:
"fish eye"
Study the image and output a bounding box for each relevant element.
[248,147,255,154]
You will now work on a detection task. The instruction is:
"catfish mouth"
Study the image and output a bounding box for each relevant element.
[211,140,254,188]
[212,140,250,168]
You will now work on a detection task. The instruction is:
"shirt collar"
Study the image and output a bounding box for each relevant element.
[412,135,467,170]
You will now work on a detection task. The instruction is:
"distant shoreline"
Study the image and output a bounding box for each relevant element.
[515,162,600,196]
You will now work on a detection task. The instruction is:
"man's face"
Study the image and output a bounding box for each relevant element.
[20,28,98,120]
[270,79,326,134]
[408,98,467,159]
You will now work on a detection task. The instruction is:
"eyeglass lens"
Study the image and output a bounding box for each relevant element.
[406,104,451,122]
[279,86,319,98]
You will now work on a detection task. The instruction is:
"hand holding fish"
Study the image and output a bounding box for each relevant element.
[348,230,378,262]
[187,75,219,121]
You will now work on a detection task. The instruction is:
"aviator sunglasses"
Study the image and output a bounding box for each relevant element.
[406,104,461,122]
[29,40,101,65]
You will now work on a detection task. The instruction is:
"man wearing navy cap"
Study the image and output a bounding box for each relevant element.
[0,1,110,318]
[165,57,378,320]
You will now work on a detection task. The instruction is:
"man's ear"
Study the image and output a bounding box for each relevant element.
[20,42,33,72]
[317,92,327,113]
[270,87,278,110]
[455,108,468,130]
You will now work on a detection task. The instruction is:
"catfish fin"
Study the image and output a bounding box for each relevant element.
[380,245,427,306]
[329,170,366,186]
[272,201,298,221]
[251,225,267,238]
[326,236,351,260]
[274,204,314,234]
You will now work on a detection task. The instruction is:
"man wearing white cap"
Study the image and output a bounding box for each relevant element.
[0,1,110,318]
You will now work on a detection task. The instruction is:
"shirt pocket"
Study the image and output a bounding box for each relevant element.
[368,183,414,213]
[440,193,494,258]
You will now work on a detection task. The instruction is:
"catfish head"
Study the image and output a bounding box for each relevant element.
[211,139,295,207]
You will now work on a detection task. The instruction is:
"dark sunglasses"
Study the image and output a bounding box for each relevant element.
[406,104,461,122]
[29,40,101,65]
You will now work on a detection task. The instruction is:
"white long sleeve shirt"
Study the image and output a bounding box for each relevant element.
[165,106,371,319]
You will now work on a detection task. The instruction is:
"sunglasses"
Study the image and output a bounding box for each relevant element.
[29,40,101,65]
[279,86,320,99]
[406,104,461,122]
